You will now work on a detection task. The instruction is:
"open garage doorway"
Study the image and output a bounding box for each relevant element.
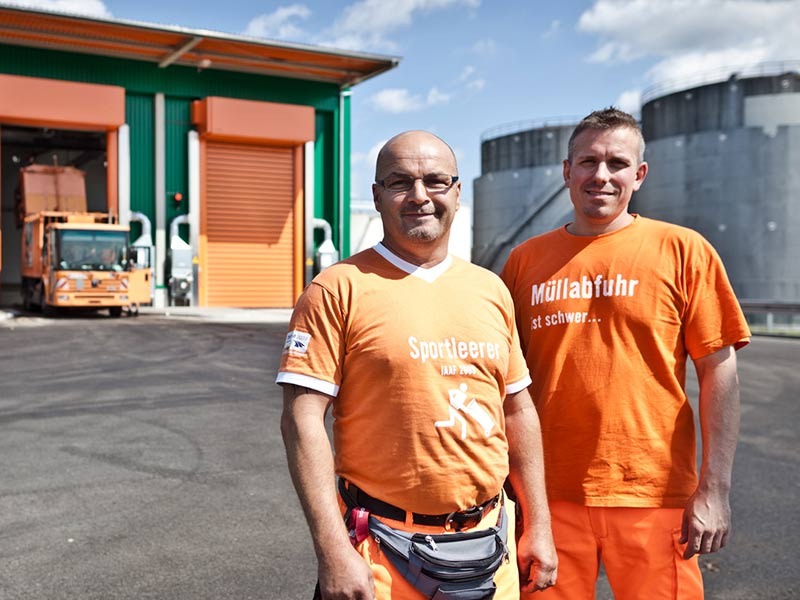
[1,125,108,299]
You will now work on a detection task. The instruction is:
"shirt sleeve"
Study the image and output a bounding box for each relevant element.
[275,280,347,396]
[500,277,532,394]
[682,235,751,359]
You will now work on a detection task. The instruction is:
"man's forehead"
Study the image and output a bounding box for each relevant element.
[573,128,639,156]
[377,148,456,176]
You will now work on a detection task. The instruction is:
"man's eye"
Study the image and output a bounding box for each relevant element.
[385,177,412,190]
[423,177,449,189]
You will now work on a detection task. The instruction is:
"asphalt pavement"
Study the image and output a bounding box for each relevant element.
[0,310,797,599]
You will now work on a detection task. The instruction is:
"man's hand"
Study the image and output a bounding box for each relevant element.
[680,486,732,559]
[517,524,558,593]
[318,545,375,599]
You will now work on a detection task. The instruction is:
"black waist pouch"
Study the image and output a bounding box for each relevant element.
[367,500,508,600]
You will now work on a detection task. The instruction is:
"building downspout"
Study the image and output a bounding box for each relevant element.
[117,124,130,226]
[313,218,338,271]
[154,92,166,308]
[188,130,200,307]
[338,89,351,257]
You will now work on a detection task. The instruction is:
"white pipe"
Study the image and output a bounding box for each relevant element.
[154,93,166,308]
[313,218,333,242]
[338,89,352,256]
[117,124,130,226]
[129,211,152,241]
[304,140,315,286]
[170,214,190,240]
[188,130,200,307]
[188,131,200,259]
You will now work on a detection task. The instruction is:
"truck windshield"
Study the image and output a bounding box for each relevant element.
[56,230,129,272]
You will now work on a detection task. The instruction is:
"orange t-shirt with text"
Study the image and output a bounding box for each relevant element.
[278,244,531,515]
[501,216,750,507]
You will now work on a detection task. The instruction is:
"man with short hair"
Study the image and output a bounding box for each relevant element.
[501,108,750,599]
[279,130,557,599]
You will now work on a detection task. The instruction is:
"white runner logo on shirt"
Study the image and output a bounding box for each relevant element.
[435,383,495,439]
[283,330,311,354]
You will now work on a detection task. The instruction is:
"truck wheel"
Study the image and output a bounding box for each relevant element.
[109,306,123,318]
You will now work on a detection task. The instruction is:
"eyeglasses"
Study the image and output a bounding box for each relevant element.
[376,174,459,193]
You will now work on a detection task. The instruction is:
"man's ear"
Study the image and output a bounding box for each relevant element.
[633,161,648,190]
[372,183,381,210]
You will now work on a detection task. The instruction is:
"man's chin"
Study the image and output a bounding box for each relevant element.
[405,227,441,242]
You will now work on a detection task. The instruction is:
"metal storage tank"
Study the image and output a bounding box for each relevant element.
[634,63,800,306]
[472,120,576,273]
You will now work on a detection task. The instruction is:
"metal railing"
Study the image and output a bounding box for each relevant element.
[641,60,800,105]
[739,300,800,336]
[480,116,581,142]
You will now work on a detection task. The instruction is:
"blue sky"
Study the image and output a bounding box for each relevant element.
[6,0,798,203]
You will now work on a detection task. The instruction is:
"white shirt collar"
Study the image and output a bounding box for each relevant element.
[373,243,452,283]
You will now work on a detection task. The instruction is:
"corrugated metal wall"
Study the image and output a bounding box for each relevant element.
[125,93,154,242]
[205,142,294,307]
[0,42,344,256]
[0,43,352,306]
[165,97,191,239]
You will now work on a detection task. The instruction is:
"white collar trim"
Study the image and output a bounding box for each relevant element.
[373,243,452,283]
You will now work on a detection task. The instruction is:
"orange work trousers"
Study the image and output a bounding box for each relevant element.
[339,496,520,600]
[526,501,703,600]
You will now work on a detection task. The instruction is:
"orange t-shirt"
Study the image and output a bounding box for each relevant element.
[277,244,531,515]
[501,216,750,507]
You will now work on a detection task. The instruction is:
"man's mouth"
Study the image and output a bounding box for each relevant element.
[586,189,614,198]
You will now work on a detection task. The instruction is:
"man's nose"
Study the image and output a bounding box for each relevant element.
[592,161,611,182]
[406,179,430,203]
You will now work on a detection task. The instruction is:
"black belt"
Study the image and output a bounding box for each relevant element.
[338,479,499,531]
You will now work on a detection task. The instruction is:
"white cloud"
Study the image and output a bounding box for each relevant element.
[578,0,800,84]
[542,19,561,39]
[326,0,480,51]
[471,38,496,56]
[2,0,111,17]
[369,86,454,113]
[644,47,772,84]
[244,4,311,40]
[427,87,451,106]
[369,88,425,113]
[615,89,642,115]
[466,78,486,91]
[457,66,476,83]
[351,138,388,199]
[244,0,481,51]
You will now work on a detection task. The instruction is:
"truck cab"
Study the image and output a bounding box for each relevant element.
[22,212,151,316]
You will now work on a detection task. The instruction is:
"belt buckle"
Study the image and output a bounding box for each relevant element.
[445,506,483,532]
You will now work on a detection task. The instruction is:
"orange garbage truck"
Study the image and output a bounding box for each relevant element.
[17,165,151,317]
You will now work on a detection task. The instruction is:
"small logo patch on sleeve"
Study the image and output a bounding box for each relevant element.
[284,330,311,354]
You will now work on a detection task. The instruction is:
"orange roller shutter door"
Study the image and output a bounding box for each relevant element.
[205,141,294,307]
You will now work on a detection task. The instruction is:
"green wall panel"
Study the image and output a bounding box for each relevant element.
[341,92,351,257]
[314,110,335,249]
[165,97,191,240]
[0,44,340,111]
[126,93,154,243]
[0,43,350,260]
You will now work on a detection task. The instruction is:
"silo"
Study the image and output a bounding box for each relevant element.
[472,120,576,272]
[635,63,800,305]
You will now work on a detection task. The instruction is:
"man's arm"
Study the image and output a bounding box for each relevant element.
[504,388,558,592]
[280,384,375,600]
[681,345,741,559]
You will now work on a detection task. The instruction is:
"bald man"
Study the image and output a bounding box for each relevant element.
[278,131,556,599]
